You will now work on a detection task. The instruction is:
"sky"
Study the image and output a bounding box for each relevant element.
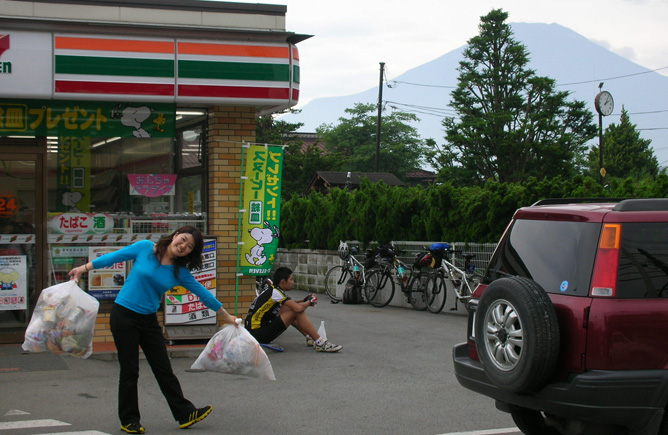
[250,0,668,108]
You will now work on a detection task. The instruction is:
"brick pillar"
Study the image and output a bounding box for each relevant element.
[207,106,258,319]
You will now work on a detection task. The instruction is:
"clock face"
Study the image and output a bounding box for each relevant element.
[596,91,614,116]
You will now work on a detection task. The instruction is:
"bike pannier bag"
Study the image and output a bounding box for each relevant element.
[414,252,433,268]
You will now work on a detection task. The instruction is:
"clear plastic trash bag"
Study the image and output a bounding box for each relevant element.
[191,321,275,380]
[22,280,100,359]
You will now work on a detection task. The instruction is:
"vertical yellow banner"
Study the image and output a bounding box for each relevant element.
[56,136,91,212]
[240,145,283,276]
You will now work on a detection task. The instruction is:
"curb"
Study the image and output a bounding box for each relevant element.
[89,346,205,362]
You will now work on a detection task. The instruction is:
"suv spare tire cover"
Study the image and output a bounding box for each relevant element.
[474,276,560,394]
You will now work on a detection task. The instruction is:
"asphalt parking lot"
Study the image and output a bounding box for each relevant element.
[0,290,519,435]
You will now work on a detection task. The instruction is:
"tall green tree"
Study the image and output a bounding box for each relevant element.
[440,9,597,185]
[317,103,432,180]
[586,106,659,180]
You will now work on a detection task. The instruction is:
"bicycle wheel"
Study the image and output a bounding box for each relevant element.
[364,270,395,308]
[324,265,348,302]
[425,272,447,313]
[407,273,428,311]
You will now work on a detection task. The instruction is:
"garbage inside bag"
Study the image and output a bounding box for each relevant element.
[191,322,276,380]
[22,280,100,359]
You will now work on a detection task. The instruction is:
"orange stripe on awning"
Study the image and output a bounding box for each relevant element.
[55,36,174,54]
[178,42,288,58]
[292,46,300,61]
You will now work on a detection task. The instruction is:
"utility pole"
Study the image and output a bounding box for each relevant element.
[375,62,385,172]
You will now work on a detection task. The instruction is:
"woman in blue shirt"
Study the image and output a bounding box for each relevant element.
[70,226,238,434]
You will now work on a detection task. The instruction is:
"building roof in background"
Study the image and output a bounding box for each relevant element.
[306,171,405,194]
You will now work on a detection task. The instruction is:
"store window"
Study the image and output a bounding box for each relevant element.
[45,111,207,295]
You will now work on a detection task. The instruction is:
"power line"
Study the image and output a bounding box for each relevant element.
[388,80,456,89]
[381,64,668,126]
[386,99,668,125]
[557,66,668,87]
[385,66,668,90]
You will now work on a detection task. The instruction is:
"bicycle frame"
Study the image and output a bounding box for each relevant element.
[344,254,366,286]
[325,246,367,302]
[439,257,476,303]
[372,255,400,286]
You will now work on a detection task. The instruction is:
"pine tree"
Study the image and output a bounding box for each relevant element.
[587,106,659,180]
[440,9,597,185]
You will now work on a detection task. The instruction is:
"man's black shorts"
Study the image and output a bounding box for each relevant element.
[248,316,287,344]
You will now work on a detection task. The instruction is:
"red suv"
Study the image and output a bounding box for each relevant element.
[453,198,668,435]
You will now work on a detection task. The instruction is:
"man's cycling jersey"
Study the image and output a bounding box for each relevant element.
[245,285,291,330]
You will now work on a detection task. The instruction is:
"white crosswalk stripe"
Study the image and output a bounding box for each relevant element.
[0,417,110,434]
[0,419,70,430]
[38,432,110,435]
[436,428,521,435]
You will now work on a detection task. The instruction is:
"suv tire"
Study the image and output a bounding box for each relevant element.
[474,276,560,393]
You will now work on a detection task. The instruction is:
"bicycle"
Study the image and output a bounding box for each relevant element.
[363,244,427,310]
[423,243,478,313]
[324,241,366,303]
[255,275,272,297]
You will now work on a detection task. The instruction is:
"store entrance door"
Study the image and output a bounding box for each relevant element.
[0,144,46,343]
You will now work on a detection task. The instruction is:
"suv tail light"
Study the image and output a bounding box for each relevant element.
[590,223,621,297]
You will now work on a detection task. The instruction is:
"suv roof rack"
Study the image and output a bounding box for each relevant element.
[613,198,668,211]
[531,198,626,206]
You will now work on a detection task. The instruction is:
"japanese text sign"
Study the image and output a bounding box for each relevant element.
[128,174,177,197]
[0,99,175,138]
[240,145,283,276]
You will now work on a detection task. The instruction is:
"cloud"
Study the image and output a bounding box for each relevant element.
[613,46,638,62]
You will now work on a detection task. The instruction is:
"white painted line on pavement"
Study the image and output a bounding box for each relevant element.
[38,432,111,435]
[0,419,70,430]
[4,409,29,416]
[436,428,520,435]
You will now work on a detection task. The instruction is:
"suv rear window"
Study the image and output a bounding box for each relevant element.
[484,219,599,296]
[618,222,668,299]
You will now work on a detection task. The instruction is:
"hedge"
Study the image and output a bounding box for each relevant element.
[279,174,668,250]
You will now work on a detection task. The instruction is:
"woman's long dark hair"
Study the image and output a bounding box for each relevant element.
[154,225,204,277]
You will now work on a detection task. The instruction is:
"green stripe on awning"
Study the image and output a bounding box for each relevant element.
[293,65,300,84]
[55,55,175,78]
[178,60,289,81]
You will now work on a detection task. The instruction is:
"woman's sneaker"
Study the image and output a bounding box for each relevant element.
[314,340,342,352]
[179,405,213,429]
[306,336,315,347]
[120,422,145,434]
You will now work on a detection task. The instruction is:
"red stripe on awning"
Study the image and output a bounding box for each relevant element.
[178,84,289,99]
[55,81,175,96]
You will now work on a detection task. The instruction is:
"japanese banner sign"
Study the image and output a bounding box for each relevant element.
[164,238,217,325]
[48,213,114,235]
[0,99,175,138]
[240,145,284,276]
[56,136,91,212]
[128,174,177,197]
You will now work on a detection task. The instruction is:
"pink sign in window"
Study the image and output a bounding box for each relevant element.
[128,174,177,197]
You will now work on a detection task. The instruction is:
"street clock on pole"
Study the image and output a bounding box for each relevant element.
[595,91,614,116]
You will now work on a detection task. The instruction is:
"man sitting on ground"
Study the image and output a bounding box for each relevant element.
[245,267,342,353]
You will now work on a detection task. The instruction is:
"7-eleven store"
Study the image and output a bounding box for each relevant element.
[0,0,307,344]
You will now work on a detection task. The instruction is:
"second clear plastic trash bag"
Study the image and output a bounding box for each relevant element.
[22,280,100,359]
[191,320,276,380]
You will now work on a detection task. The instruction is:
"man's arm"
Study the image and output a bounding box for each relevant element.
[282,297,313,313]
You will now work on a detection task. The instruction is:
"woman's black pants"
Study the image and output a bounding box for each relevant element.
[110,303,196,424]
